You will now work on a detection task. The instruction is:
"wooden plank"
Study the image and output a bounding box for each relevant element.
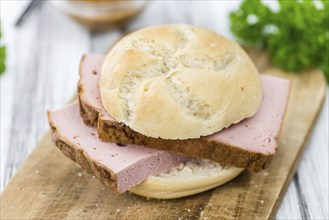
[275,180,303,219]
[292,93,329,219]
[1,1,90,188]
[0,51,326,218]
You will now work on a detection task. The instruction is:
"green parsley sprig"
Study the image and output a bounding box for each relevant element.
[230,0,329,83]
[0,22,6,75]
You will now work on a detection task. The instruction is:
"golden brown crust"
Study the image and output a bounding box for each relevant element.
[78,87,99,126]
[47,111,120,193]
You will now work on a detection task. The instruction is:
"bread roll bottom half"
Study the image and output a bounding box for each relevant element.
[129,159,244,199]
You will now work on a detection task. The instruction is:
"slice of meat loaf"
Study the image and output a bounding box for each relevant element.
[48,103,189,193]
[78,54,290,172]
[78,54,105,126]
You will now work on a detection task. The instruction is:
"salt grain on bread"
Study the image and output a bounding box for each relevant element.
[99,24,263,139]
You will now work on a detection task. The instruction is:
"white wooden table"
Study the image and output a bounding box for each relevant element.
[1,1,328,219]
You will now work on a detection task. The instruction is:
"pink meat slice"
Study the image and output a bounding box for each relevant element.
[48,103,189,193]
[81,54,290,155]
[79,55,105,111]
[208,75,289,154]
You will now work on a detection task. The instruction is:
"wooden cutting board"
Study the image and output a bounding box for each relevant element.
[1,50,327,220]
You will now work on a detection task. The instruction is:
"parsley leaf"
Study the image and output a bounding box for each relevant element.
[0,23,6,75]
[0,46,5,75]
[230,0,329,83]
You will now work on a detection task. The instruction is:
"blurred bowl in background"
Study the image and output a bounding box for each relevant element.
[50,0,148,31]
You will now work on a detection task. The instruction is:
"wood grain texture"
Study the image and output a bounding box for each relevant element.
[1,1,328,219]
[1,48,326,219]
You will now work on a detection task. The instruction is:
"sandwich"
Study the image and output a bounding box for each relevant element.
[48,24,290,199]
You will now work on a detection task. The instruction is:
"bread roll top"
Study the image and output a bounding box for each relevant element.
[100,24,263,139]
